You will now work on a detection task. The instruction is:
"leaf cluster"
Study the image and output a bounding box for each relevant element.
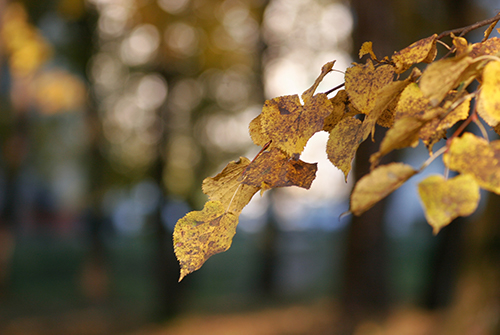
[174,15,500,280]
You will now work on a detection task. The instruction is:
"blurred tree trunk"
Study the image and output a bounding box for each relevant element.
[339,1,398,331]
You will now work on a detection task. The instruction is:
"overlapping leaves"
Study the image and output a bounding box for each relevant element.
[174,20,500,280]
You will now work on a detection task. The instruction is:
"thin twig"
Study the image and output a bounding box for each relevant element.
[324,82,345,96]
[482,12,500,42]
[437,13,500,40]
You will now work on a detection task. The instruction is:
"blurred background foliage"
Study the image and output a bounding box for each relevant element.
[0,0,499,334]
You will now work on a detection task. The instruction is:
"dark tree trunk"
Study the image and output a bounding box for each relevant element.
[340,1,398,331]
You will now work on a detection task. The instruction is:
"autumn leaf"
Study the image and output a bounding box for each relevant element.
[328,74,417,178]
[249,62,335,154]
[419,55,474,106]
[173,201,239,282]
[444,132,500,194]
[452,35,470,56]
[323,89,350,132]
[326,117,365,181]
[419,94,470,151]
[395,84,470,151]
[362,71,419,139]
[344,59,395,114]
[358,41,378,61]
[391,34,438,73]
[255,94,331,155]
[241,147,317,192]
[248,114,269,147]
[477,60,500,127]
[350,162,417,216]
[418,174,480,234]
[370,117,424,168]
[202,157,260,213]
[469,37,500,58]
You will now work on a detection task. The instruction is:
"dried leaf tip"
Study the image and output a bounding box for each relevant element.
[178,270,188,282]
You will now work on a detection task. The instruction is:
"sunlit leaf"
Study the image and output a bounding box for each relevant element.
[419,55,474,106]
[202,157,260,214]
[444,133,500,194]
[391,34,438,73]
[258,93,332,155]
[350,162,417,216]
[477,60,500,127]
[174,201,239,282]
[418,174,480,234]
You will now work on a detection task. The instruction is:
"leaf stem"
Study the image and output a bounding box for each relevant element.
[474,116,489,142]
[419,145,448,172]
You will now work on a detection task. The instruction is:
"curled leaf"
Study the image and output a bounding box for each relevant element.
[391,34,438,73]
[174,201,239,282]
[418,174,480,234]
[350,162,417,216]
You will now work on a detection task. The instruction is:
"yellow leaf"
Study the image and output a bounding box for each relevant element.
[477,60,500,127]
[358,41,378,61]
[419,55,474,106]
[241,147,317,191]
[444,133,500,194]
[202,157,260,214]
[327,117,365,181]
[395,83,430,120]
[350,162,417,216]
[452,35,469,56]
[470,37,500,58]
[259,93,332,155]
[250,62,334,152]
[418,174,480,234]
[370,117,424,168]
[395,84,471,151]
[392,34,438,73]
[173,201,239,281]
[345,60,395,114]
[248,114,269,147]
[363,68,420,138]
